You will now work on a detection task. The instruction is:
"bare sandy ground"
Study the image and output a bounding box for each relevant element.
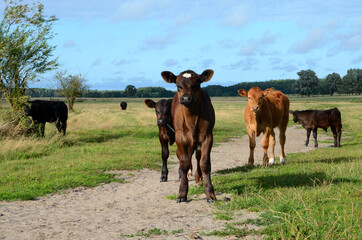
[0,126,330,240]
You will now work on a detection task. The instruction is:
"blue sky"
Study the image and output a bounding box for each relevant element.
[6,0,362,90]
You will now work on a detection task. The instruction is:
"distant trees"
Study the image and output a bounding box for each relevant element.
[341,69,361,95]
[135,87,174,98]
[325,73,342,96]
[124,85,137,98]
[54,71,88,110]
[0,0,58,111]
[294,70,319,97]
[21,68,362,98]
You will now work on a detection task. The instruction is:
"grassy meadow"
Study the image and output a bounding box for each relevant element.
[0,95,361,239]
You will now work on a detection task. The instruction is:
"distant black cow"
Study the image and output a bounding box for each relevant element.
[144,99,175,182]
[120,102,127,110]
[25,100,68,137]
[290,108,342,147]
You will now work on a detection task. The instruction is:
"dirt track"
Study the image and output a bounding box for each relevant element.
[0,126,330,240]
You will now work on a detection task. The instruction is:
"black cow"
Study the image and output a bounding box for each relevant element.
[120,102,127,110]
[25,100,68,137]
[144,99,175,182]
[290,108,342,147]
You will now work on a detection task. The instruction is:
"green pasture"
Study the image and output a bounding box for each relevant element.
[0,95,361,239]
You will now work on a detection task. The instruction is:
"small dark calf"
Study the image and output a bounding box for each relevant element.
[145,99,175,182]
[120,102,127,110]
[25,100,68,137]
[290,108,342,147]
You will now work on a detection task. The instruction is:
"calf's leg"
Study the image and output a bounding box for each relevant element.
[56,120,67,135]
[39,123,45,137]
[268,129,276,164]
[247,130,256,165]
[176,143,192,203]
[313,129,318,148]
[279,125,287,164]
[261,128,271,166]
[194,147,203,185]
[200,135,216,203]
[337,127,342,147]
[160,138,169,182]
[331,125,338,147]
[305,129,311,146]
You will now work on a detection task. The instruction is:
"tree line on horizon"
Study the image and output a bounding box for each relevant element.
[25,68,361,98]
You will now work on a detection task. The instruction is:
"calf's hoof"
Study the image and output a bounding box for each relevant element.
[280,157,286,164]
[268,158,275,165]
[160,178,167,182]
[207,198,216,204]
[176,197,187,203]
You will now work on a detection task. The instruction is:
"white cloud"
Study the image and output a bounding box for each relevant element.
[239,43,258,56]
[139,32,177,51]
[224,58,258,71]
[290,29,325,54]
[223,5,249,27]
[239,31,279,56]
[272,64,298,73]
[306,58,320,68]
[111,0,153,22]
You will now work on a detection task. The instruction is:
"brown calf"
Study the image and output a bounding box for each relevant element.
[162,69,216,203]
[289,108,342,147]
[145,99,175,182]
[238,87,290,165]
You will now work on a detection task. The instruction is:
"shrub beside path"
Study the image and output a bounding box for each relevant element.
[0,126,329,239]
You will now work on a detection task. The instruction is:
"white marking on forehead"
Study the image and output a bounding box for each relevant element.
[182,73,192,78]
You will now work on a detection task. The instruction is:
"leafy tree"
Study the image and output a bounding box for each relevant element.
[294,70,319,97]
[325,73,342,96]
[54,71,88,110]
[0,0,58,111]
[341,68,361,95]
[124,85,137,98]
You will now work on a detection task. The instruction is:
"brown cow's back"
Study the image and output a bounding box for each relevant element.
[265,90,290,128]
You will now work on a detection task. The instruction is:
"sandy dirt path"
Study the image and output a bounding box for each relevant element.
[0,126,330,240]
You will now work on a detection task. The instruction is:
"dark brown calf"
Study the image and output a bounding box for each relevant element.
[162,69,216,203]
[289,108,342,147]
[145,99,175,182]
[120,101,127,110]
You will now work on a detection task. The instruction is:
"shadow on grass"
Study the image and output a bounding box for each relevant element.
[254,172,360,189]
[60,131,129,147]
[215,165,258,175]
[313,156,358,164]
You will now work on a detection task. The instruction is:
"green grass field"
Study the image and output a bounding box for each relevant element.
[0,95,361,239]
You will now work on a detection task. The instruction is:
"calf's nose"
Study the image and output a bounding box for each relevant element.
[157,119,167,126]
[180,95,193,105]
[252,106,259,112]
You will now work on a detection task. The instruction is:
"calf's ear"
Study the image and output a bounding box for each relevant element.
[263,88,272,95]
[161,71,176,83]
[238,89,248,97]
[200,69,214,83]
[144,99,156,108]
